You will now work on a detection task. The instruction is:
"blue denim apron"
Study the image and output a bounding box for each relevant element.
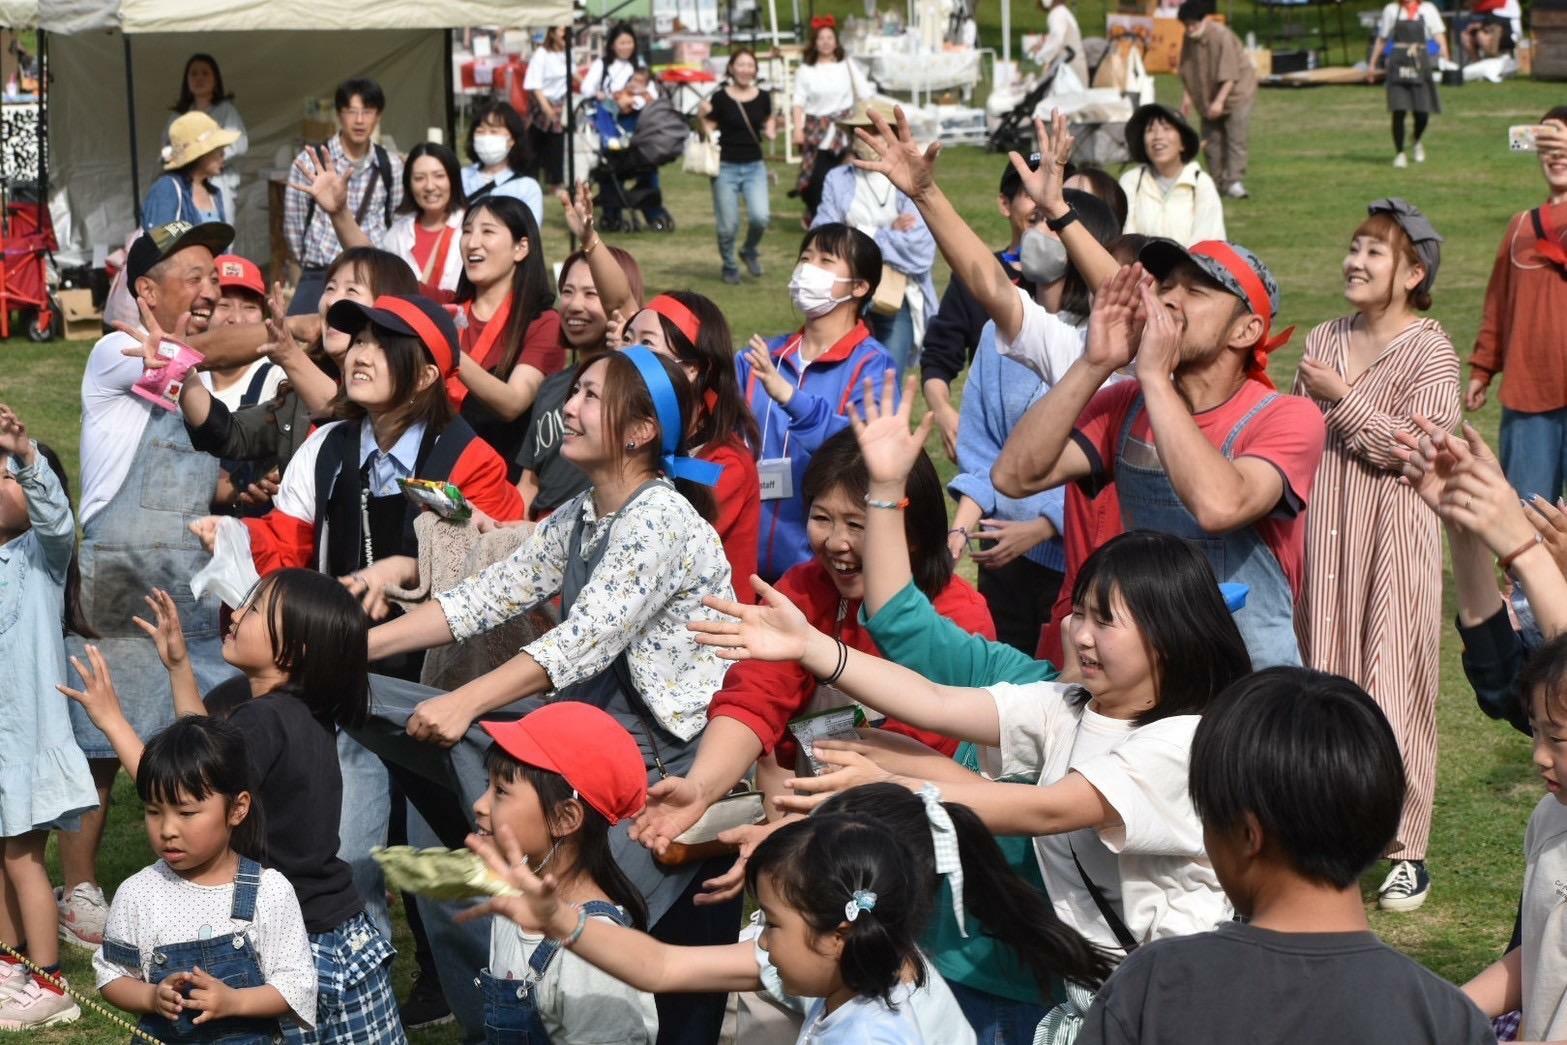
[477,900,631,1042]
[100,858,281,1044]
[69,406,233,758]
[1114,392,1302,668]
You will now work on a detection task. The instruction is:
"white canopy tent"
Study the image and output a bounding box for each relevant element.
[5,0,572,263]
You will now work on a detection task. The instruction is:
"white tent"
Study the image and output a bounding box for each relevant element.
[14,0,572,263]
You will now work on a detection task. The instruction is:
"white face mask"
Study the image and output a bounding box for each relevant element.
[789,263,855,318]
[473,133,511,167]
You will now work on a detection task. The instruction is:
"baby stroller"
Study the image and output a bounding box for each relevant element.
[0,191,60,342]
[592,93,686,232]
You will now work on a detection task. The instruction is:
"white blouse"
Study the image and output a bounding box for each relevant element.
[435,481,732,741]
[382,209,467,294]
[582,57,660,101]
[1377,1,1446,39]
[791,58,871,118]
[524,49,569,104]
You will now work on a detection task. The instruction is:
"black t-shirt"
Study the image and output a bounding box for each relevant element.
[205,678,362,934]
[515,368,590,518]
[710,89,771,165]
[1080,922,1496,1045]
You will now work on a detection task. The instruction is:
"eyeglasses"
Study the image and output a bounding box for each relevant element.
[340,108,379,119]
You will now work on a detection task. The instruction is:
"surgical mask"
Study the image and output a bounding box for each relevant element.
[1020,229,1070,286]
[631,94,647,110]
[472,133,511,166]
[789,263,855,318]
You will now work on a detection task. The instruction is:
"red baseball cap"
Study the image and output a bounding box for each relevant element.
[481,704,647,825]
[214,254,266,298]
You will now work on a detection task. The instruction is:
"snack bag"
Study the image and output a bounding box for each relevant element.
[130,339,204,412]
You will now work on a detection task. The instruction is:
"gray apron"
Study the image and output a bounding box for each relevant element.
[1114,392,1302,669]
[1386,15,1441,114]
[350,481,704,924]
[68,407,233,758]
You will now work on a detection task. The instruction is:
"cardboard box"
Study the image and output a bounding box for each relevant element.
[1250,47,1272,77]
[57,288,102,341]
[1146,17,1185,73]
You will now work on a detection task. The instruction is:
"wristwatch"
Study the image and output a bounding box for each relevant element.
[1046,208,1079,233]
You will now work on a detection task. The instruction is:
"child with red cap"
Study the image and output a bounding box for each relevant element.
[470,703,657,1043]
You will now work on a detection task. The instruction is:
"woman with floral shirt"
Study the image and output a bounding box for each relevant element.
[348,346,741,1039]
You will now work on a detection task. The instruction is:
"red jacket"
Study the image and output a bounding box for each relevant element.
[708,560,996,762]
[700,438,760,600]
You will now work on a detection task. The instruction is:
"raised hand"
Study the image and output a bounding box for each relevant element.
[745,335,793,406]
[605,308,630,352]
[1393,420,1447,513]
[772,746,895,815]
[847,371,932,488]
[117,296,191,369]
[558,182,596,243]
[0,403,33,463]
[1011,110,1074,214]
[1436,422,1539,559]
[693,819,792,906]
[1084,263,1148,373]
[132,589,189,671]
[689,575,815,664]
[288,144,348,215]
[851,106,943,202]
[262,282,306,369]
[1524,494,1567,578]
[189,516,222,554]
[56,645,126,727]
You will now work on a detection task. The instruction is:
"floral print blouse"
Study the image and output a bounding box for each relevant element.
[435,481,732,741]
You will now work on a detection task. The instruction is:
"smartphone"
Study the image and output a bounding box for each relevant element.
[1509,125,1540,153]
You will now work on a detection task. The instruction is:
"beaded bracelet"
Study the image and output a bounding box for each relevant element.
[865,494,909,511]
[559,904,590,949]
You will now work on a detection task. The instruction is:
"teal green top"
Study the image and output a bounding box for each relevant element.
[860,580,1062,1006]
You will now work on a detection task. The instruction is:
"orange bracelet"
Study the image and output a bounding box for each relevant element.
[1499,536,1542,572]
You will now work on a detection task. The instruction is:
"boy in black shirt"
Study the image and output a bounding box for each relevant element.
[1079,668,1495,1044]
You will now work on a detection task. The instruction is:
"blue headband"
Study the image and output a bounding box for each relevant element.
[621,346,723,487]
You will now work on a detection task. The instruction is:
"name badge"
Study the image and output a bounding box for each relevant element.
[758,457,794,501]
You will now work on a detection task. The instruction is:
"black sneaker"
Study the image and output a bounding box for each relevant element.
[399,969,454,1030]
[722,269,742,285]
[1377,859,1430,912]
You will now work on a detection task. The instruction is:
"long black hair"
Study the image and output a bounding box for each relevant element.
[1056,188,1121,318]
[34,442,97,639]
[802,428,952,600]
[240,569,370,729]
[602,23,645,67]
[467,100,532,175]
[746,814,924,1006]
[483,745,648,929]
[1070,531,1252,724]
[171,53,232,114]
[397,142,466,219]
[819,783,1116,992]
[633,291,761,453]
[454,196,555,379]
[797,223,881,318]
[138,716,266,863]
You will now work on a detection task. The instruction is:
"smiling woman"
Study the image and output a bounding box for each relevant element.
[383,143,468,300]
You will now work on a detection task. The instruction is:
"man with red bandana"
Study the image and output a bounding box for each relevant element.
[993,239,1326,668]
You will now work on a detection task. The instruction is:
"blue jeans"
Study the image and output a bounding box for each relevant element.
[713,160,769,274]
[949,980,1053,1045]
[335,732,392,941]
[1500,406,1567,501]
[870,301,916,376]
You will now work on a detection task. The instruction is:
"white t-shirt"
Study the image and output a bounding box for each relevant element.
[1522,795,1567,1040]
[1378,1,1445,40]
[200,359,285,413]
[79,329,158,525]
[488,916,657,1043]
[791,59,871,119]
[993,285,1090,387]
[92,860,317,1029]
[797,982,934,1044]
[524,49,569,104]
[986,680,1231,952]
[582,58,660,102]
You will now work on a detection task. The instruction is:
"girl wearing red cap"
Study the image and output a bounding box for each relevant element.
[467,704,657,1042]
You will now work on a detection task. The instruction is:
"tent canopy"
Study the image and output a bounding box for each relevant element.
[5,0,572,31]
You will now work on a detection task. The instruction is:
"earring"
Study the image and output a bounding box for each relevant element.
[625,441,638,451]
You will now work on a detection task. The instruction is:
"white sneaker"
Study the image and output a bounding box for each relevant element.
[54,883,108,950]
[1225,181,1250,199]
[1393,152,1409,169]
[0,978,81,1030]
[0,963,26,1000]
[1413,142,1426,163]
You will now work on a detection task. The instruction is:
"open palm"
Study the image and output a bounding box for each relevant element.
[691,576,814,663]
[850,106,942,201]
[849,371,932,487]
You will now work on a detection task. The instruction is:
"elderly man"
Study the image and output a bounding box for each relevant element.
[55,220,240,949]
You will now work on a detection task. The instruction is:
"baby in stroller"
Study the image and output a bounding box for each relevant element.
[592,67,678,231]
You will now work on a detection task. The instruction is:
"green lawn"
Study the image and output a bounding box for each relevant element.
[3,69,1561,1042]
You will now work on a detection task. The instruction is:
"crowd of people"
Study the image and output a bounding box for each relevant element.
[1,11,1567,1044]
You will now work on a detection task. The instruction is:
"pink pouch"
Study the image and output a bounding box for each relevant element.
[130,340,204,412]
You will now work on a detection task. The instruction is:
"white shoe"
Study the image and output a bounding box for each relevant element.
[0,978,81,1030]
[54,883,108,950]
[1393,152,1409,169]
[1225,181,1250,199]
[1413,142,1426,163]
[0,962,26,1000]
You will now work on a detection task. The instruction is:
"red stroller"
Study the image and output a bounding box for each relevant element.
[0,197,60,341]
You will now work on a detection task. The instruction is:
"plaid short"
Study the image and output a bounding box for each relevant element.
[283,911,406,1044]
[1493,1010,1522,1041]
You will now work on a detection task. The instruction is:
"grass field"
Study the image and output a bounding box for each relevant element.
[1,44,1562,1042]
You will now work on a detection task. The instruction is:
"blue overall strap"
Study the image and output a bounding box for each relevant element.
[229,857,263,922]
[1217,393,1279,459]
[526,902,633,981]
[620,346,723,487]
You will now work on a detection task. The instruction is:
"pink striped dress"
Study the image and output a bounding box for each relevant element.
[1293,315,1459,861]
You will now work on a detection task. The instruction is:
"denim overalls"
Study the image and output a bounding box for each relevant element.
[101,859,281,1044]
[1114,391,1303,668]
[477,900,632,1042]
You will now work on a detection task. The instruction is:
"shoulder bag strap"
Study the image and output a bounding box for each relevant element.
[1069,840,1140,953]
[734,90,762,146]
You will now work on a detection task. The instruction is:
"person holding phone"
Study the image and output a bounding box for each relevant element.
[1468,108,1567,500]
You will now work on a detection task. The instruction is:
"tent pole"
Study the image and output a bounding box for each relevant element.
[123,35,142,226]
[444,29,457,147]
[38,30,49,209]
[564,22,577,248]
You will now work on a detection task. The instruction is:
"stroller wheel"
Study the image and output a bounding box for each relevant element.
[649,215,676,233]
[599,216,626,234]
[24,299,60,343]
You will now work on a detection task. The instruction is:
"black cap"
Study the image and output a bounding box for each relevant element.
[126,220,234,291]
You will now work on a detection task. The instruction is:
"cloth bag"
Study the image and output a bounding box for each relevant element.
[683,131,722,177]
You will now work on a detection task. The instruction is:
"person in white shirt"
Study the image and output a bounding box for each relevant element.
[582,24,661,108]
[523,26,571,187]
[1369,0,1449,168]
[162,54,248,212]
[462,99,545,224]
[1117,103,1226,246]
[1033,0,1090,88]
[791,16,872,223]
[381,143,467,299]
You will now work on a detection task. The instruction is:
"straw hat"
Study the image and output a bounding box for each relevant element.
[162,111,241,171]
[835,98,900,128]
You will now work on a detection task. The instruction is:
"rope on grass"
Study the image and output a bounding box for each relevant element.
[0,939,165,1044]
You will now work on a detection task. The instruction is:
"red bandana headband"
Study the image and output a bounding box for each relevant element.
[1187,241,1294,389]
[372,295,458,379]
[811,14,837,30]
[645,294,702,346]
